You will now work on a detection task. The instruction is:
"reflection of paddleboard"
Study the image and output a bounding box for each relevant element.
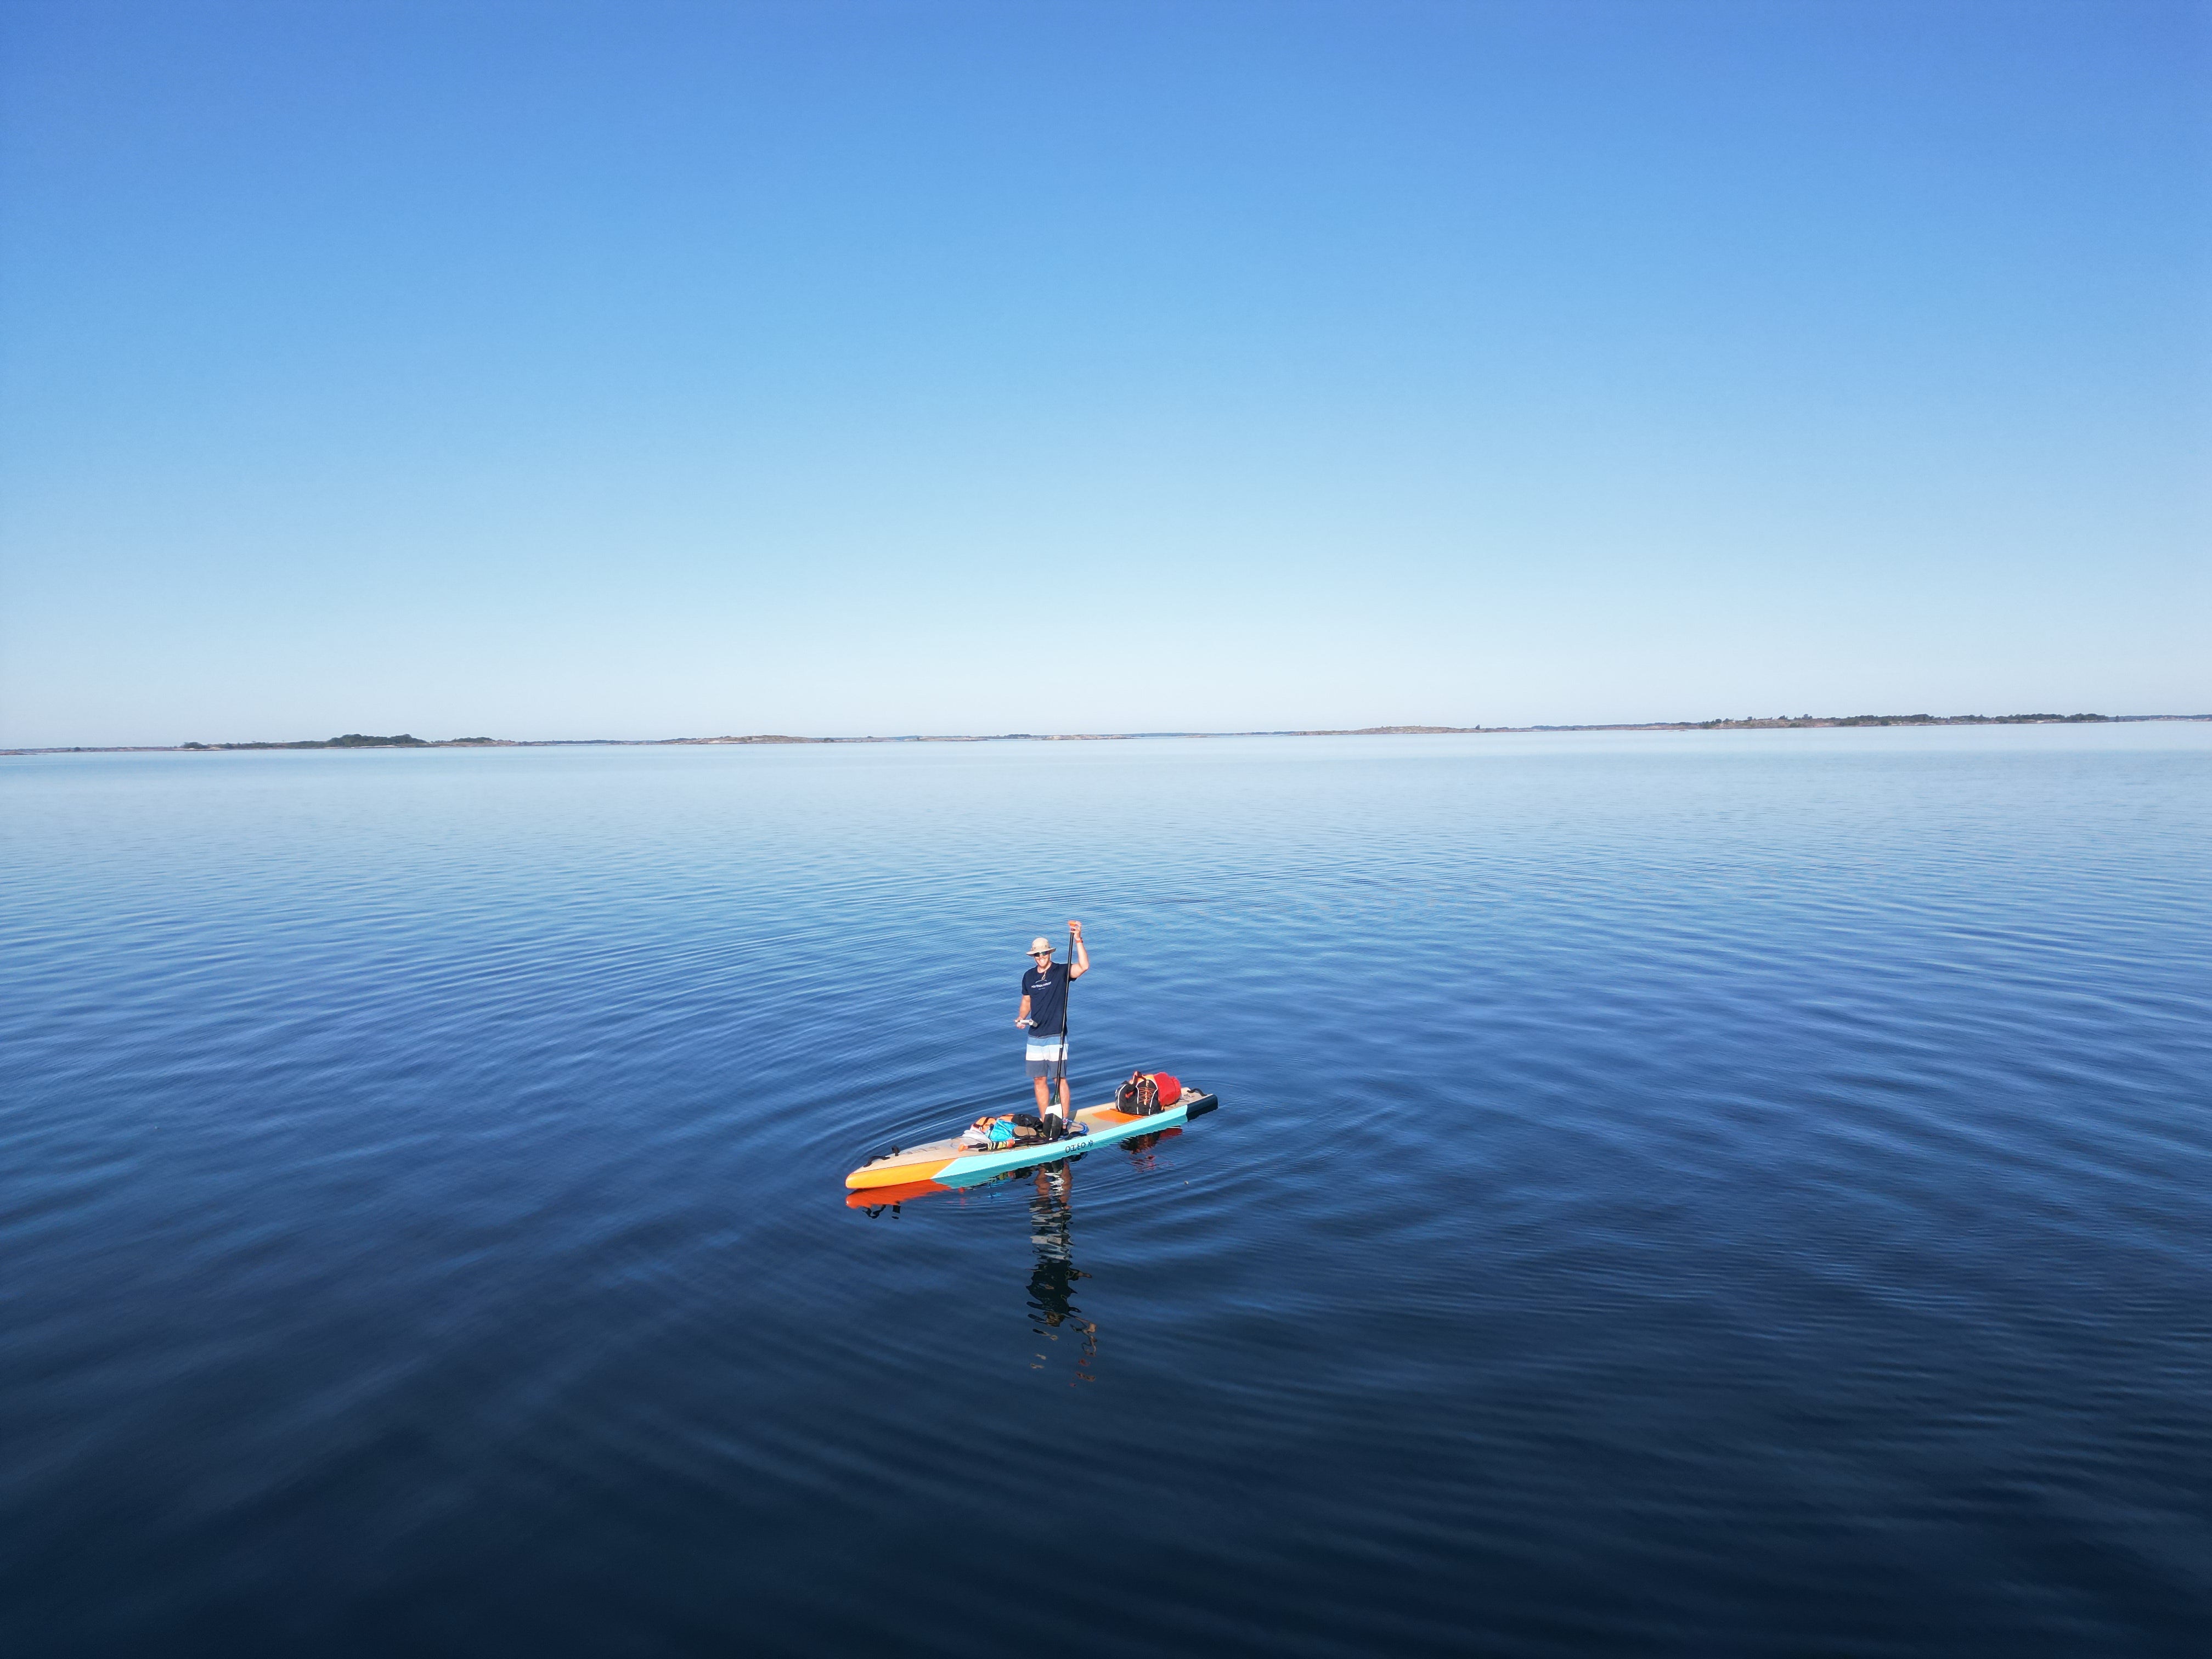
[844,1178,952,1209]
[845,1092,1217,1190]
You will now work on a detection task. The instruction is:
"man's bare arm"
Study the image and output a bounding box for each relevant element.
[1015,993,1034,1028]
[1068,919,1090,980]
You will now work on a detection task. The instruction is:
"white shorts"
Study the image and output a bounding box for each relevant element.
[1025,1035,1067,1081]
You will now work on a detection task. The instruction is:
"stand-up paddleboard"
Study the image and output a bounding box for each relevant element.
[845,1090,1217,1190]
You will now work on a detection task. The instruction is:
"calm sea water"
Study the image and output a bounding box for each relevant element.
[4,728,2208,1656]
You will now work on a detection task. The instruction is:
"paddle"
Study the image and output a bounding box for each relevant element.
[1054,921,1076,1132]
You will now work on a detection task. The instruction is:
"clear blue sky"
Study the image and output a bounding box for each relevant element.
[2,1,2206,744]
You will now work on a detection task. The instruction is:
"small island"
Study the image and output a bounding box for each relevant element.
[179,733,443,751]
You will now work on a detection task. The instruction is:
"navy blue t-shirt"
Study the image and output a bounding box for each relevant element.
[1022,961,1071,1037]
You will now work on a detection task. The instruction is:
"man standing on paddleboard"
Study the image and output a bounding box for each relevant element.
[1017,921,1087,1133]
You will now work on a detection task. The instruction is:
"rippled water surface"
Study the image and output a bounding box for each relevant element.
[4,729,2208,1656]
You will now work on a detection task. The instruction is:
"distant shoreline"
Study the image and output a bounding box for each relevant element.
[7,713,2209,757]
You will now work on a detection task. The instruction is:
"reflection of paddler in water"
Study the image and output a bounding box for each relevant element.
[1025,1158,1097,1376]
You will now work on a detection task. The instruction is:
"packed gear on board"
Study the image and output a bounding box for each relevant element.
[1115,1071,1183,1115]
[961,1111,1088,1149]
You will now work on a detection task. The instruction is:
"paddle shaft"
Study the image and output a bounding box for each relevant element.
[1058,923,1075,1111]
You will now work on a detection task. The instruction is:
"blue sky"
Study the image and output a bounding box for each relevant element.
[2,0,2205,744]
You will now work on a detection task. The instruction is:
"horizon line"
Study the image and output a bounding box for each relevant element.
[9,711,2211,757]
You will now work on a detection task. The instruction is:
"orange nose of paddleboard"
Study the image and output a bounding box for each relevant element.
[845,1154,956,1189]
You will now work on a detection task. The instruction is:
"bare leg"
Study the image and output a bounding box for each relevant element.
[1032,1076,1052,1116]
[1057,1076,1072,1116]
